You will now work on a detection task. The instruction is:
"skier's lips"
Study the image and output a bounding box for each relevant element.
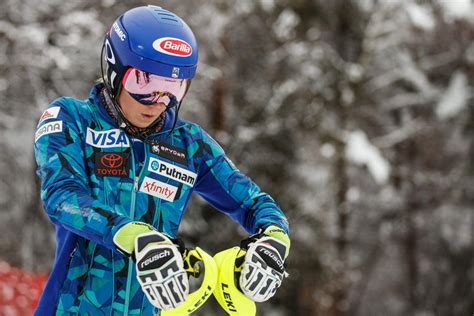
[141,114,156,119]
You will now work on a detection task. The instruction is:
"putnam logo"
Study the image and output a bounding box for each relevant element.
[35,121,63,142]
[152,37,192,57]
[86,128,130,148]
[139,177,178,202]
[148,158,196,187]
[38,106,61,125]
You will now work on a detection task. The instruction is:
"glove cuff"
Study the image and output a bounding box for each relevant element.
[263,225,290,259]
[113,221,156,256]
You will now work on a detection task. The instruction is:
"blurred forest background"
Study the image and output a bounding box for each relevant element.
[0,0,473,315]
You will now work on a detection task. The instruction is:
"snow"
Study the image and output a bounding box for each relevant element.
[436,71,469,119]
[399,51,435,96]
[406,3,435,30]
[466,43,474,64]
[259,0,275,12]
[320,143,336,159]
[438,206,473,250]
[345,130,391,184]
[437,0,474,21]
[273,8,300,40]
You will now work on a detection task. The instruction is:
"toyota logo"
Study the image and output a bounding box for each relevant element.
[101,153,124,168]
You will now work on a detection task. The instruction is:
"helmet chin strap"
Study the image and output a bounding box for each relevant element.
[100,45,164,140]
[100,88,166,140]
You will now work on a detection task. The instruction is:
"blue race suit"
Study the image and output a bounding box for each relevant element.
[34,84,289,315]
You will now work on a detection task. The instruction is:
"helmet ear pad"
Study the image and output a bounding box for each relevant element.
[102,38,129,100]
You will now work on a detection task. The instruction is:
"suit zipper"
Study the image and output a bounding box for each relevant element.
[123,144,138,316]
[124,138,149,315]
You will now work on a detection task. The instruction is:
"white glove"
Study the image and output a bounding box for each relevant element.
[135,231,189,310]
[239,226,290,302]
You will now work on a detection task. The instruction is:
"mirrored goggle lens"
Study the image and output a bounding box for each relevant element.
[122,68,187,106]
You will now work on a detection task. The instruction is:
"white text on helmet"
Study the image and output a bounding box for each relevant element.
[113,22,126,41]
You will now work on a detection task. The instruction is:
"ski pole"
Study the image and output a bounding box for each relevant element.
[161,247,218,316]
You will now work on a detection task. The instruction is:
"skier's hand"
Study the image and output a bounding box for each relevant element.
[134,231,189,310]
[240,225,290,302]
[113,221,156,256]
[113,222,189,310]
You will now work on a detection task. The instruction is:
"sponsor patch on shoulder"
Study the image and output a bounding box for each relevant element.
[38,106,61,125]
[35,120,63,142]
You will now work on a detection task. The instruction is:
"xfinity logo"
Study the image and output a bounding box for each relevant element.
[112,22,126,41]
[148,158,196,187]
[140,249,171,269]
[86,128,130,148]
[139,177,178,202]
[35,120,62,142]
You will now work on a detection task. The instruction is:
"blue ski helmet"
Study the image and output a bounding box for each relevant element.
[102,5,198,100]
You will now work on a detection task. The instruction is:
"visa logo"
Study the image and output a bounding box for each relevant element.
[86,128,130,148]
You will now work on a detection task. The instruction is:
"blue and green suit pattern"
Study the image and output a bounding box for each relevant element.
[34,84,289,316]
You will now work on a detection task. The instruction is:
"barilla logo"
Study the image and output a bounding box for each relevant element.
[152,37,192,57]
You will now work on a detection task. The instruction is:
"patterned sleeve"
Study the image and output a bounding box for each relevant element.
[34,98,132,249]
[193,127,289,234]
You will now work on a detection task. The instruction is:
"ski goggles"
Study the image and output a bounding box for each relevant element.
[122,68,188,107]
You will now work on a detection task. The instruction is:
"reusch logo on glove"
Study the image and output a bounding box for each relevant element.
[139,249,172,270]
[153,37,192,57]
[256,246,284,272]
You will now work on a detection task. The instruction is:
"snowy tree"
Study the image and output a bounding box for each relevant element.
[0,0,472,315]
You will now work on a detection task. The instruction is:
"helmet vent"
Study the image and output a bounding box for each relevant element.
[151,8,182,26]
